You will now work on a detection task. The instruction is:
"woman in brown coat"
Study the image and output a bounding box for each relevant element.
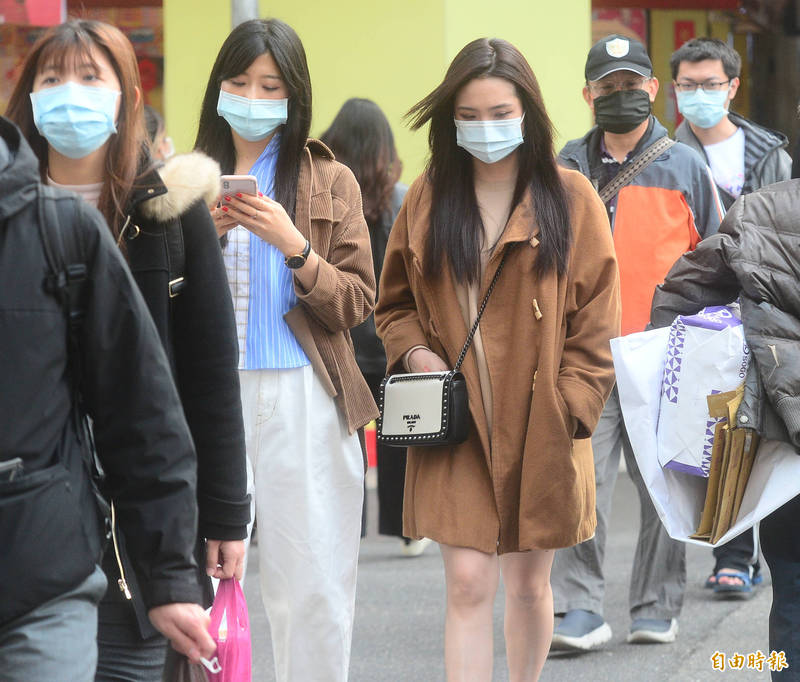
[375,38,620,681]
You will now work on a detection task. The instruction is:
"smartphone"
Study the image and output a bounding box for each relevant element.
[220,175,258,205]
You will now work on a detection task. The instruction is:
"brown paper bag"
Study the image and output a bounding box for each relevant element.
[691,420,728,540]
[730,429,760,527]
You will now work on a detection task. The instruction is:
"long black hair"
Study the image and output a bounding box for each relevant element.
[407,38,571,283]
[320,98,402,230]
[194,18,311,217]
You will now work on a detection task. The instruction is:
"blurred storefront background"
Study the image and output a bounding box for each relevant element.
[1,1,798,181]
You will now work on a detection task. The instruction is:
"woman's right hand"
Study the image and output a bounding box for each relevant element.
[407,347,449,373]
[208,198,239,238]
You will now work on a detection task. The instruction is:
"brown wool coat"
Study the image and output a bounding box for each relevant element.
[375,167,621,553]
[286,139,379,436]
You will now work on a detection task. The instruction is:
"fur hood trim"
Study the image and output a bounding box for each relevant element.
[138,151,220,222]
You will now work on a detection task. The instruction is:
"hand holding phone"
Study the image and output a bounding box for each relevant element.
[220,175,258,205]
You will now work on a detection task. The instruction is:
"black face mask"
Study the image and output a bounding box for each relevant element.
[593,89,651,134]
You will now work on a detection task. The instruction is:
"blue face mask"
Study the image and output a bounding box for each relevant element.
[676,88,730,129]
[453,115,524,164]
[217,90,288,142]
[30,82,120,159]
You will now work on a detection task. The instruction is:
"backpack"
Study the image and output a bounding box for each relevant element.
[36,186,111,547]
[38,186,182,638]
[0,188,109,625]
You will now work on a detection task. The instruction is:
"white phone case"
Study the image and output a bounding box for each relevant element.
[220,174,258,204]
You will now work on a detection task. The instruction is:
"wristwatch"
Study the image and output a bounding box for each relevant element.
[285,239,311,269]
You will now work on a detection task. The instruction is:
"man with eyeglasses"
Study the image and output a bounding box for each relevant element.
[551,34,723,653]
[669,37,792,603]
[672,38,791,211]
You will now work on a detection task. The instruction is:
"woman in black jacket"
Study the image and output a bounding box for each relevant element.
[6,20,249,680]
[320,98,430,555]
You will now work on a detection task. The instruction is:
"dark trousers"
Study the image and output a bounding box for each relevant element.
[364,372,407,538]
[760,493,800,680]
[95,596,167,682]
[713,527,760,576]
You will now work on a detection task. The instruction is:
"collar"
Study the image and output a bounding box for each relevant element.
[407,181,539,267]
[126,161,168,214]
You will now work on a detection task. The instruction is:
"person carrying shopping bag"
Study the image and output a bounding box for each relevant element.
[5,20,249,680]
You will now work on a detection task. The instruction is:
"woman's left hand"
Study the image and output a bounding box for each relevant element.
[221,191,306,257]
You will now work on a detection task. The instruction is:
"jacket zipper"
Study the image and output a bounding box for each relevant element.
[110,502,132,600]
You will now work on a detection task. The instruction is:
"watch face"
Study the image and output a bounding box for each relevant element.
[286,255,306,269]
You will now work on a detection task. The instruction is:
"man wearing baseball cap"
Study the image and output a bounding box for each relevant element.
[550,34,724,652]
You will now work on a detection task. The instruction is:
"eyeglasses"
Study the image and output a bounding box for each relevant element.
[588,76,649,97]
[674,80,731,93]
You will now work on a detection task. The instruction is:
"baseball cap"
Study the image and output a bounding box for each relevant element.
[585,34,653,82]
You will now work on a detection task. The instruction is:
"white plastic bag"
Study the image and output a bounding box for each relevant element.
[657,306,749,477]
[611,327,800,546]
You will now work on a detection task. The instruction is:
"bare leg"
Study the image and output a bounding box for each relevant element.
[500,549,555,682]
[440,544,500,682]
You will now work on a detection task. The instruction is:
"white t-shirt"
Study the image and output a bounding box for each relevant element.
[47,176,103,208]
[704,126,745,199]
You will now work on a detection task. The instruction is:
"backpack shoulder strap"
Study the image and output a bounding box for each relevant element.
[38,186,88,341]
[598,136,677,204]
[37,186,90,422]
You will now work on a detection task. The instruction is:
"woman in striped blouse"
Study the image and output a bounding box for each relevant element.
[194,18,377,682]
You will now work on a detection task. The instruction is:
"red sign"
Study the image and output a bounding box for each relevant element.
[674,20,696,48]
[0,0,64,26]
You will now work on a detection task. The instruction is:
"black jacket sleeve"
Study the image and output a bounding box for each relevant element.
[650,233,740,328]
[77,201,202,610]
[172,200,249,541]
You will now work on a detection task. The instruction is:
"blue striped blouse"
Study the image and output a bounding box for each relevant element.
[244,135,310,370]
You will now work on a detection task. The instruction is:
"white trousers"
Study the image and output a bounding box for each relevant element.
[240,366,364,682]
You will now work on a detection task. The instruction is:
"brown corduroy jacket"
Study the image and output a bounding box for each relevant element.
[285,139,378,434]
[375,167,621,553]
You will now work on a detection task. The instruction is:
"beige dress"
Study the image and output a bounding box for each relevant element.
[455,169,516,436]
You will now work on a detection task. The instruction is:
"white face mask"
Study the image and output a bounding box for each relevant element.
[453,115,525,164]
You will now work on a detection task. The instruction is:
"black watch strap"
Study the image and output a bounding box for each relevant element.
[285,239,311,269]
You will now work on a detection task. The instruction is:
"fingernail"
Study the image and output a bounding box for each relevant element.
[258,191,263,197]
[206,569,215,577]
[222,206,228,212]
[224,195,231,201]
[236,193,242,198]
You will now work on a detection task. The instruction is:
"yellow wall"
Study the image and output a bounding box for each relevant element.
[164,1,592,182]
[163,0,230,154]
[442,0,592,159]
[258,0,445,184]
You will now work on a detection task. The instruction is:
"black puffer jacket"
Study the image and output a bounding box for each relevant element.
[0,116,201,625]
[651,179,800,449]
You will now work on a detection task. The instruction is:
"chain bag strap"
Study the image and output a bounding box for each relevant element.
[378,246,513,448]
[454,246,512,371]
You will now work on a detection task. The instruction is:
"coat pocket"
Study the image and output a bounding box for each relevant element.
[554,388,577,442]
[0,460,97,625]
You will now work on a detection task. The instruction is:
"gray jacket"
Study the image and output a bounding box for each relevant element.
[675,112,791,210]
[651,179,800,449]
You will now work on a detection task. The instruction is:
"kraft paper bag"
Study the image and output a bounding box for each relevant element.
[611,328,800,547]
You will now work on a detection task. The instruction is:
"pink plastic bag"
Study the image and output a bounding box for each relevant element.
[207,578,251,682]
